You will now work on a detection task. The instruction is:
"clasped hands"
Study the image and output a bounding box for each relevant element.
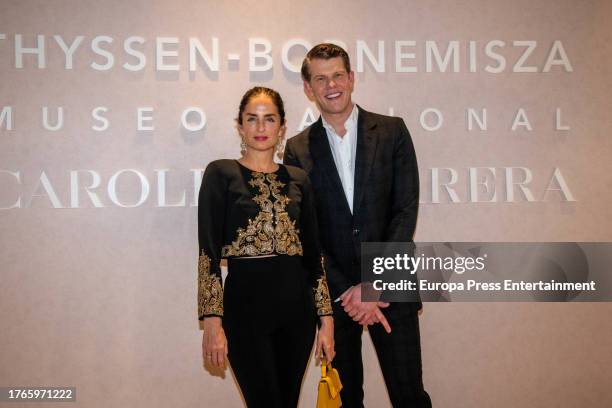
[340,283,392,333]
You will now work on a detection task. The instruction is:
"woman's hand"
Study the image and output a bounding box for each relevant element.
[315,315,335,365]
[202,317,228,369]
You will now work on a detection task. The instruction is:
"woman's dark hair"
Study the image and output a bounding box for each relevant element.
[237,87,286,125]
[301,43,351,82]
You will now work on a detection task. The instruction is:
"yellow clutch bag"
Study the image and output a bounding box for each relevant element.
[316,359,343,408]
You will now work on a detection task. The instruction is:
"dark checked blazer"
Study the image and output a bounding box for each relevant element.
[284,106,421,310]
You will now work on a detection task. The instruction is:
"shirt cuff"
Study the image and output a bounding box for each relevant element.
[334,286,353,302]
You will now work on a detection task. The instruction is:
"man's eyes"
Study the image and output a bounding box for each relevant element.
[314,73,345,83]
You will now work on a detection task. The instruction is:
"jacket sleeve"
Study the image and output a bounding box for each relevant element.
[197,161,226,320]
[300,175,332,316]
[384,118,419,242]
[384,118,422,309]
[321,250,353,301]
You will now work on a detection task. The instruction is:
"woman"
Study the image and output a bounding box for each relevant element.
[197,86,335,407]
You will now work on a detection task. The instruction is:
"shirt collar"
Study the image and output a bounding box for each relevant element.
[321,104,359,137]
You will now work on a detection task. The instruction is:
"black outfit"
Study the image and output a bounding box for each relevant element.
[224,256,316,408]
[197,159,332,408]
[284,107,431,407]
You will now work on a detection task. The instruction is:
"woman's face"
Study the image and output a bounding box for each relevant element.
[238,94,286,154]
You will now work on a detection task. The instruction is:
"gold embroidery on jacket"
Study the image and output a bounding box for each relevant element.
[198,250,223,317]
[314,276,333,316]
[222,172,303,257]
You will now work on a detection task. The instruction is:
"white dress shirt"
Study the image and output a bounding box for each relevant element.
[321,104,359,214]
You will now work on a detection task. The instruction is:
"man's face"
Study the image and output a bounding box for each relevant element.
[303,57,354,117]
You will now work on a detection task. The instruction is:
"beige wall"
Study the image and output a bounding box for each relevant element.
[1,0,611,406]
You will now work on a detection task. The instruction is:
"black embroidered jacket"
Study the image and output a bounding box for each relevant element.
[197,159,332,320]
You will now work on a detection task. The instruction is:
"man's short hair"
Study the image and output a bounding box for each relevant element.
[301,43,351,82]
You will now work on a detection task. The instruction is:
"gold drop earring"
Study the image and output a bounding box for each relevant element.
[275,136,285,160]
[240,138,247,156]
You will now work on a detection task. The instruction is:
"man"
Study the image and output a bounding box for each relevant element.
[284,44,431,407]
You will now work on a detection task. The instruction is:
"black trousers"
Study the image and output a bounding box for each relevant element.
[224,256,317,408]
[333,301,431,408]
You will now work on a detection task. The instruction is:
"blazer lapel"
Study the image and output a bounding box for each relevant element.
[353,107,379,216]
[308,118,352,215]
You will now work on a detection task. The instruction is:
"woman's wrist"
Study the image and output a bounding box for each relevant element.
[203,316,222,326]
[319,315,333,327]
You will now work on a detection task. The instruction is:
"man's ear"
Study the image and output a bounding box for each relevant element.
[303,80,315,102]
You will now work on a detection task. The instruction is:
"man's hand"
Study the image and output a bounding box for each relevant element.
[340,284,392,333]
